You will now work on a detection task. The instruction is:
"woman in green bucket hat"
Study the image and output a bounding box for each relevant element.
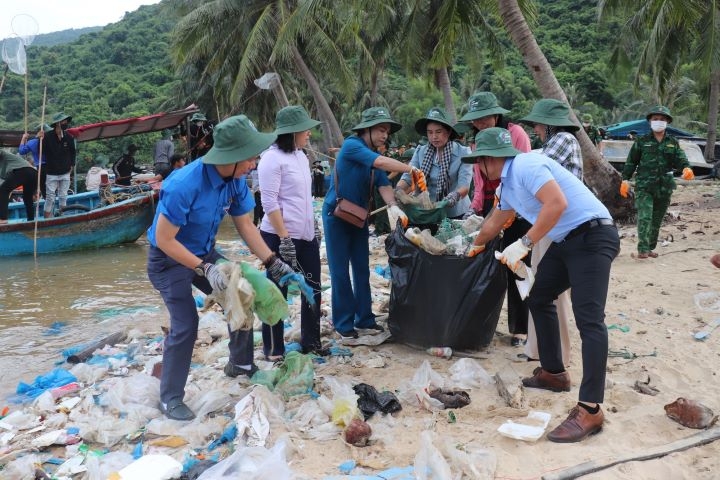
[395,106,472,227]
[147,114,297,421]
[322,106,422,342]
[460,92,533,347]
[257,105,327,359]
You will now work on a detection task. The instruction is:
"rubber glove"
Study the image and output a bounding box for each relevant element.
[497,238,530,273]
[682,167,694,181]
[388,204,408,229]
[619,180,630,198]
[279,236,297,269]
[203,263,229,292]
[266,255,294,284]
[411,167,427,192]
[442,191,461,208]
[466,244,486,257]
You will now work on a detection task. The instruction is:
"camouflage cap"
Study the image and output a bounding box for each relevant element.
[645,105,673,123]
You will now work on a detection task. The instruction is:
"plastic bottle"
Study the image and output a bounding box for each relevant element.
[426,347,452,359]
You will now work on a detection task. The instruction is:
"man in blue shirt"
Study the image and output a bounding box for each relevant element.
[465,127,619,443]
[19,124,51,197]
[147,115,294,421]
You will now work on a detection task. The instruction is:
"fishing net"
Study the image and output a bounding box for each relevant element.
[1,37,26,75]
[11,14,39,46]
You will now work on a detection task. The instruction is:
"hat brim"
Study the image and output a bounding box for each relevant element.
[414,118,460,140]
[458,106,510,122]
[275,118,322,135]
[461,146,520,164]
[202,131,277,165]
[351,119,402,134]
[519,113,579,131]
[50,115,72,126]
[646,114,673,123]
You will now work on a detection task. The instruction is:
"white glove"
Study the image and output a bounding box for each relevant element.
[497,239,530,274]
[203,263,229,292]
[388,204,408,230]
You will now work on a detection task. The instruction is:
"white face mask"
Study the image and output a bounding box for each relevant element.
[650,120,667,132]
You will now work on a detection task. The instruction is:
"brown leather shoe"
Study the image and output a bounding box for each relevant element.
[547,405,604,443]
[522,367,571,392]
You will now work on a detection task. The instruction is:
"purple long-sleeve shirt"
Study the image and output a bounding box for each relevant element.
[258,144,314,241]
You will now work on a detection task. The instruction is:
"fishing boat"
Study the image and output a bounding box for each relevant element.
[0,187,158,256]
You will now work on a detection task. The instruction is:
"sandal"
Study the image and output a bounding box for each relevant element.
[159,398,196,421]
[647,251,658,258]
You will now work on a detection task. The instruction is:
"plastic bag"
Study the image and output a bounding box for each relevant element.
[251,351,315,399]
[196,439,294,480]
[386,228,505,349]
[448,358,494,389]
[213,262,256,331]
[414,431,452,480]
[317,376,361,428]
[397,360,444,411]
[240,262,289,325]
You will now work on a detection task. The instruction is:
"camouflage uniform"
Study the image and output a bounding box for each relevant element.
[584,125,603,146]
[622,134,689,253]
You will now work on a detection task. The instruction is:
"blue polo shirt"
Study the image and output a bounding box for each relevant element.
[323,135,390,211]
[147,159,254,255]
[18,138,45,166]
[497,151,611,242]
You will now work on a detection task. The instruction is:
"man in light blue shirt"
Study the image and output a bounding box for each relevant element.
[465,127,619,443]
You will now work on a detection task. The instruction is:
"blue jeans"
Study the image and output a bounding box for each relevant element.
[260,230,322,354]
[527,224,619,404]
[322,205,376,335]
[147,246,254,404]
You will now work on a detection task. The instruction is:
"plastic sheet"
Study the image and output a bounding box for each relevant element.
[386,228,505,349]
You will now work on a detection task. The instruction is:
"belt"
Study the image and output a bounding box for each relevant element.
[564,218,614,241]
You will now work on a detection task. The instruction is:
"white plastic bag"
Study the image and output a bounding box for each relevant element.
[196,440,294,480]
[414,431,452,480]
[397,360,445,411]
[448,358,493,389]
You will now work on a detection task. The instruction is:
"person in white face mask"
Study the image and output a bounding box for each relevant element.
[619,105,694,259]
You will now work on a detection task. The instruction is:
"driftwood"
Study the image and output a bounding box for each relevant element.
[542,425,720,480]
[494,364,525,409]
[67,331,126,364]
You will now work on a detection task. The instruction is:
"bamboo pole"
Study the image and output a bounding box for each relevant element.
[33,82,47,259]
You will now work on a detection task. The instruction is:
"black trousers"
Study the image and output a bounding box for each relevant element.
[527,224,619,403]
[503,217,532,335]
[260,230,323,354]
[253,191,264,226]
[0,166,36,221]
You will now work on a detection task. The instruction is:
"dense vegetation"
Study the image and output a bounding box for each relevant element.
[0,0,715,167]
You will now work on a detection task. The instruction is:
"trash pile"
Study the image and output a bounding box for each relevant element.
[403,216,484,256]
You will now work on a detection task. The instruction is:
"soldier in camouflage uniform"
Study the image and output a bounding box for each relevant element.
[581,114,603,147]
[620,105,695,259]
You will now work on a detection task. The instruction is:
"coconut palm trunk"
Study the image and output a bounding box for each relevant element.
[498,0,632,218]
[292,46,344,150]
[436,67,457,124]
[706,70,720,164]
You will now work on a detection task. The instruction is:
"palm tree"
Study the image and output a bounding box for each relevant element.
[598,0,720,163]
[497,0,630,217]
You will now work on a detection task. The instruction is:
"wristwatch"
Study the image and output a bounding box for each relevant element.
[194,262,206,276]
[521,234,534,249]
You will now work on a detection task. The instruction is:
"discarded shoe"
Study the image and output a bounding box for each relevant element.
[223,362,259,378]
[159,398,196,421]
[547,405,603,443]
[522,367,571,392]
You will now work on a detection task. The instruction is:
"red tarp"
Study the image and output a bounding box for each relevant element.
[0,104,199,147]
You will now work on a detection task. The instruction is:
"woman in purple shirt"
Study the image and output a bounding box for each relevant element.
[258,106,326,358]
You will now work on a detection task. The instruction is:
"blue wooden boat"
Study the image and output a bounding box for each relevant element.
[0,188,158,256]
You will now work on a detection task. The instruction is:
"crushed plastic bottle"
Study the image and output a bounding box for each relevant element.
[426,347,452,359]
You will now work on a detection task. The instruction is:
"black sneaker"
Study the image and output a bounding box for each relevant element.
[302,346,331,357]
[356,324,385,336]
[224,362,259,378]
[338,329,359,340]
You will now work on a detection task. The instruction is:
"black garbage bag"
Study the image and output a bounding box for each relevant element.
[353,383,402,420]
[385,226,506,350]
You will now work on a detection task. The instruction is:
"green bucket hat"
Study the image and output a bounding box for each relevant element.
[190,112,207,122]
[458,92,510,122]
[461,127,520,164]
[50,112,72,126]
[581,113,593,123]
[520,99,579,131]
[414,107,460,139]
[401,147,416,159]
[351,107,402,134]
[645,105,673,123]
[202,115,277,165]
[161,129,174,138]
[274,105,321,135]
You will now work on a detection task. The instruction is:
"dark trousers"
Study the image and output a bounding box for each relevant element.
[527,225,619,403]
[253,191,264,226]
[38,168,47,198]
[0,167,36,221]
[260,230,322,354]
[313,174,325,197]
[503,217,532,335]
[147,246,254,404]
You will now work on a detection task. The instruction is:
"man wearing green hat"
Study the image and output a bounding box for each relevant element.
[620,105,694,259]
[42,112,76,218]
[188,112,213,160]
[323,106,423,342]
[147,114,295,421]
[396,107,472,225]
[464,127,619,443]
[581,113,603,147]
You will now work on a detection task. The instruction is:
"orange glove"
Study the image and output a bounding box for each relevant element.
[619,180,630,198]
[466,244,486,257]
[411,167,427,192]
[681,167,694,181]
